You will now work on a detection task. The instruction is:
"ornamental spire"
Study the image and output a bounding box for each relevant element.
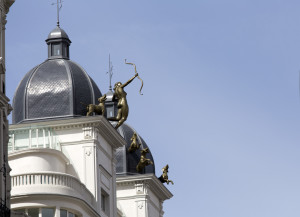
[51,0,63,27]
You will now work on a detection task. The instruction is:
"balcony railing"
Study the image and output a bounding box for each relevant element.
[11,172,95,207]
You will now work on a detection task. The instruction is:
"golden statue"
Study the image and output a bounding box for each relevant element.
[86,94,107,116]
[158,164,174,185]
[136,148,153,173]
[108,60,143,129]
[128,132,141,153]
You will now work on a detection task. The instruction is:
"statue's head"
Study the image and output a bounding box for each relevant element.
[98,94,107,103]
[114,82,122,90]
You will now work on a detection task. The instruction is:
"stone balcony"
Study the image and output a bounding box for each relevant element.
[11,172,96,209]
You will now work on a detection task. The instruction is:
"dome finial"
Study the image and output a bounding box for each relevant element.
[51,0,63,27]
[107,54,113,91]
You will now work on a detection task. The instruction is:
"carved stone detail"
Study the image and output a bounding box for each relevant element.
[83,127,93,139]
[85,147,92,156]
[135,183,144,194]
[137,201,144,209]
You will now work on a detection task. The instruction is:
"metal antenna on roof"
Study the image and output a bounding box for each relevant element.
[107,54,114,91]
[51,0,63,27]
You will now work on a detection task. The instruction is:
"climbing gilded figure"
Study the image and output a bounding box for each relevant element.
[107,60,143,129]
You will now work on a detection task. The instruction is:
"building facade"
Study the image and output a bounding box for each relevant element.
[8,25,172,217]
[0,0,14,216]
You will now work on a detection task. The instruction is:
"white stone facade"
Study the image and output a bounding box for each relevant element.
[8,116,125,217]
[8,116,173,217]
[116,174,172,217]
[0,0,14,216]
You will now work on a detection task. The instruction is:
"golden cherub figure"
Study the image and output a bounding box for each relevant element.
[158,164,174,185]
[136,148,153,173]
[128,132,141,153]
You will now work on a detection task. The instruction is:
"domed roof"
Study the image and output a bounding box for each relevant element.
[47,26,70,41]
[12,58,102,124]
[115,123,155,175]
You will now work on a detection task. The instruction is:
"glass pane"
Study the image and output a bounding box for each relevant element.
[63,44,68,57]
[42,208,55,217]
[52,43,61,56]
[101,193,106,212]
[68,213,74,217]
[14,209,26,215]
[60,209,67,217]
[28,208,39,217]
[15,130,29,150]
[31,129,37,147]
[38,129,44,147]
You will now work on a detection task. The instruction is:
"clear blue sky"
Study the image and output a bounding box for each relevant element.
[5,0,300,216]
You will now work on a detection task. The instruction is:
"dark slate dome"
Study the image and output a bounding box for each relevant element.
[115,123,155,176]
[12,27,102,124]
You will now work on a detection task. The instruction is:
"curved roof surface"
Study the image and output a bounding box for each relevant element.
[12,59,102,124]
[115,123,155,176]
[47,26,70,41]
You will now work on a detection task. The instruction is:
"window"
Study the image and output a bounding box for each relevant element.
[62,43,69,57]
[60,209,79,217]
[101,189,109,215]
[107,106,113,118]
[13,207,80,217]
[28,208,39,217]
[60,209,67,217]
[13,207,55,217]
[51,43,61,56]
[42,208,55,217]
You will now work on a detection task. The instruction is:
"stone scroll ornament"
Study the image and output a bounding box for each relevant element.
[107,60,143,129]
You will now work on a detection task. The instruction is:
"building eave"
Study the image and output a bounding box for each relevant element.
[116,173,173,201]
[9,116,126,149]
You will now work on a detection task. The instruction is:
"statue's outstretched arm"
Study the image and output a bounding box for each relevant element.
[121,73,138,88]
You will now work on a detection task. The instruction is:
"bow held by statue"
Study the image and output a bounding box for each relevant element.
[125,59,144,95]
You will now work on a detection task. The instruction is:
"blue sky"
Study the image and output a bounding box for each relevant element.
[5,0,300,216]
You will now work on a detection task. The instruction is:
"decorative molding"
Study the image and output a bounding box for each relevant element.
[83,127,93,139]
[85,147,92,156]
[135,183,144,194]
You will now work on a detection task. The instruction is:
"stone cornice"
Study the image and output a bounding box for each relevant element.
[10,116,126,149]
[4,0,15,14]
[116,174,173,201]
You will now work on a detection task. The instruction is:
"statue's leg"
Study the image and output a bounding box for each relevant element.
[114,116,127,129]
